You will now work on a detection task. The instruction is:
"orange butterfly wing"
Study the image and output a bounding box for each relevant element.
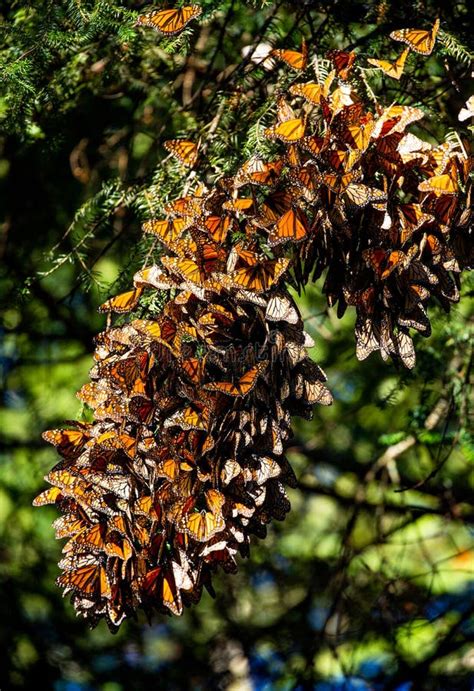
[268,208,308,245]
[204,362,267,397]
[390,18,440,55]
[272,38,308,70]
[98,288,143,314]
[143,218,187,244]
[136,5,202,36]
[264,118,306,143]
[230,258,290,292]
[368,48,409,79]
[164,139,199,167]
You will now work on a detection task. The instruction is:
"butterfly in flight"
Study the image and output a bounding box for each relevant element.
[271,38,308,71]
[390,18,440,55]
[368,48,410,80]
[136,5,202,36]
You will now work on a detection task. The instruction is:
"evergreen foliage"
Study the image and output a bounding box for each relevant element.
[0,1,472,688]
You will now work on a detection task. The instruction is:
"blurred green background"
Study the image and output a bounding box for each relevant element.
[1,1,473,688]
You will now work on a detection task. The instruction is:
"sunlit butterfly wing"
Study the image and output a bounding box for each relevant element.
[271,38,308,70]
[418,173,459,196]
[136,5,202,36]
[367,48,409,79]
[33,486,64,506]
[345,183,386,207]
[264,117,306,143]
[98,288,143,314]
[42,426,91,459]
[389,18,440,55]
[230,258,290,292]
[164,139,199,167]
[268,207,308,245]
[142,218,188,245]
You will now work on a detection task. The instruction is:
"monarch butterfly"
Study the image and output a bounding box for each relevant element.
[198,307,233,333]
[142,217,188,245]
[164,193,203,218]
[94,397,131,424]
[76,381,109,408]
[226,243,258,271]
[133,265,177,291]
[397,132,431,165]
[355,315,381,361]
[236,157,284,186]
[330,83,356,116]
[65,522,106,551]
[290,71,335,104]
[74,468,132,505]
[98,288,143,314]
[103,352,150,396]
[295,377,332,406]
[321,171,359,194]
[180,356,206,384]
[42,426,91,458]
[327,49,356,80]
[344,183,387,207]
[57,563,111,598]
[290,166,318,196]
[300,134,327,157]
[132,317,177,346]
[364,248,409,279]
[180,489,226,542]
[268,207,309,245]
[204,362,268,397]
[271,38,308,71]
[155,455,181,481]
[230,257,290,292]
[164,139,199,167]
[222,196,255,214]
[161,256,207,286]
[32,486,64,506]
[264,117,307,143]
[251,456,281,485]
[372,105,424,139]
[136,5,202,36]
[96,430,138,459]
[201,215,235,243]
[142,565,186,616]
[398,203,433,241]
[420,233,442,259]
[418,172,459,196]
[430,194,458,227]
[403,282,430,310]
[265,292,299,324]
[164,404,210,431]
[53,514,88,539]
[104,534,133,561]
[326,148,361,172]
[342,119,375,152]
[259,190,294,226]
[220,458,242,485]
[390,18,440,55]
[367,48,410,79]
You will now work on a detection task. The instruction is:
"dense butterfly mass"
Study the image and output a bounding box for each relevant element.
[35,19,472,629]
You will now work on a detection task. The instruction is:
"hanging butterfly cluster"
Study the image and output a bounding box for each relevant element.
[35,17,472,629]
[34,203,331,628]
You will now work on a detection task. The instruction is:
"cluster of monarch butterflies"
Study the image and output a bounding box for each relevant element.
[35,17,472,629]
